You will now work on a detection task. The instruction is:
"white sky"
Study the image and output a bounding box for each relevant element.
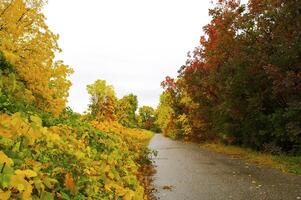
[44,0,211,113]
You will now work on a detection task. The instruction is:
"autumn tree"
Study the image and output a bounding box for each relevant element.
[0,0,73,115]
[160,0,301,153]
[158,78,200,139]
[0,52,34,114]
[156,91,175,136]
[87,80,117,121]
[137,106,160,132]
[116,94,138,128]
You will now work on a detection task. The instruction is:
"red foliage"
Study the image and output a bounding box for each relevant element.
[161,76,177,91]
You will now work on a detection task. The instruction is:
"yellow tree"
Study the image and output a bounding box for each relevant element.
[116,94,138,128]
[156,91,175,136]
[0,0,73,115]
[87,80,117,121]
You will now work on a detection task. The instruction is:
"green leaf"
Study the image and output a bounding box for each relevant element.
[8,73,16,92]
[12,142,21,153]
[60,192,71,200]
[30,115,42,127]
[40,191,54,200]
[0,174,12,188]
[43,177,58,189]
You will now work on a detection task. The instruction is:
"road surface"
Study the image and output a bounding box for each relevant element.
[149,134,301,200]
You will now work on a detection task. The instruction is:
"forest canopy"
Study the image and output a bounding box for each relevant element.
[157,0,301,154]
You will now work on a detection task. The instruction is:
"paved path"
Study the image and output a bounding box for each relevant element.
[149,134,301,200]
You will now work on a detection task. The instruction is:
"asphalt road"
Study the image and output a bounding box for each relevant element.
[149,134,301,200]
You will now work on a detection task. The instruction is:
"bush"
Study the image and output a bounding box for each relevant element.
[0,113,152,199]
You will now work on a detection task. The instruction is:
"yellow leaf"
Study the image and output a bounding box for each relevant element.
[22,184,33,200]
[104,165,110,173]
[46,132,61,143]
[0,151,13,167]
[0,114,13,138]
[74,150,85,159]
[123,191,134,200]
[116,186,127,197]
[0,128,12,139]
[26,128,42,145]
[10,174,33,200]
[15,169,37,178]
[0,190,11,200]
[108,171,114,179]
[11,175,26,191]
[104,183,111,191]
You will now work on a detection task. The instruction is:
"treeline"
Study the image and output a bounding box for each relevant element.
[157,0,301,154]
[0,0,153,199]
[85,79,160,132]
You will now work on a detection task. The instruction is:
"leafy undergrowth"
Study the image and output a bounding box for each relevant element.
[92,121,156,199]
[0,113,153,200]
[202,143,301,175]
[92,121,153,156]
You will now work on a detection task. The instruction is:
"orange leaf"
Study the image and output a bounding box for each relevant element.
[64,173,77,194]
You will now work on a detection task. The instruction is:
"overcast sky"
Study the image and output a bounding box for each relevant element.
[44,0,211,113]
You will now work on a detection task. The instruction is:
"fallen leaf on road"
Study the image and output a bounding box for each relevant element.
[162,185,173,191]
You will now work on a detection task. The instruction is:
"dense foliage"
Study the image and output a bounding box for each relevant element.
[87,80,117,121]
[0,0,73,116]
[0,112,153,200]
[87,79,159,132]
[157,0,301,154]
[137,106,160,133]
[116,94,138,128]
[0,0,153,199]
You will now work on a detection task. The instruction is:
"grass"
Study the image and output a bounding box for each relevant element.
[202,143,301,175]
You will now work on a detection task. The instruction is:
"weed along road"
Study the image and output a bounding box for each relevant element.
[149,134,301,200]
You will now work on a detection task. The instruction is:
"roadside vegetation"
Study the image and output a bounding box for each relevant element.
[0,0,154,199]
[156,0,301,174]
[203,143,301,175]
